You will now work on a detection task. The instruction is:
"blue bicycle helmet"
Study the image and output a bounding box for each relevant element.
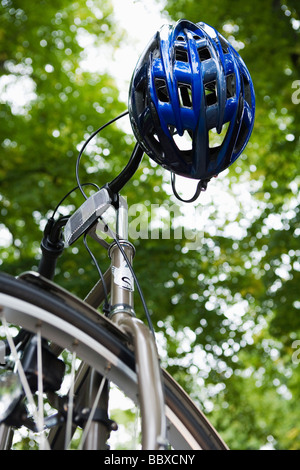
[128,19,255,182]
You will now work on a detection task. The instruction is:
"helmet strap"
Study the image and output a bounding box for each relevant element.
[171,172,209,203]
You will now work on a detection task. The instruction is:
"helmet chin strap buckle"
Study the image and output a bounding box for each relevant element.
[170,172,210,203]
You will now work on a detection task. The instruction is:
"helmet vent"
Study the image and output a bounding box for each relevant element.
[175,48,189,62]
[209,121,230,149]
[198,46,211,62]
[205,81,217,106]
[242,74,252,107]
[155,78,170,103]
[178,84,193,108]
[169,126,193,152]
[226,74,236,98]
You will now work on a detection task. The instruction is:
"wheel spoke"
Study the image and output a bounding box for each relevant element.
[36,327,47,450]
[2,315,50,450]
[65,350,77,450]
[78,374,107,450]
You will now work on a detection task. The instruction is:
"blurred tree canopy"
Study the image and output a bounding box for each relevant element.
[0,0,166,286]
[155,0,300,450]
[0,0,299,450]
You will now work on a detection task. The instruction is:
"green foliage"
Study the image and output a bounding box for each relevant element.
[0,0,122,271]
[154,0,300,449]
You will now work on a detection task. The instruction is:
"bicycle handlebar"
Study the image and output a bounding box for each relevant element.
[38,142,144,280]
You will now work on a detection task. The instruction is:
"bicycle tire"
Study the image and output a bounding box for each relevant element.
[0,272,227,450]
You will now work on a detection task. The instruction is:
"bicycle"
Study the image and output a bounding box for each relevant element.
[0,18,255,451]
[0,136,227,450]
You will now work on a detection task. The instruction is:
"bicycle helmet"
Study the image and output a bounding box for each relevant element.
[128,19,255,182]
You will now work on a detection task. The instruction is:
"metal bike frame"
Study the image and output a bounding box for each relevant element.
[83,196,167,450]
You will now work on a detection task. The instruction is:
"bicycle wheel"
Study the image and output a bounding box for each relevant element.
[0,271,227,450]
